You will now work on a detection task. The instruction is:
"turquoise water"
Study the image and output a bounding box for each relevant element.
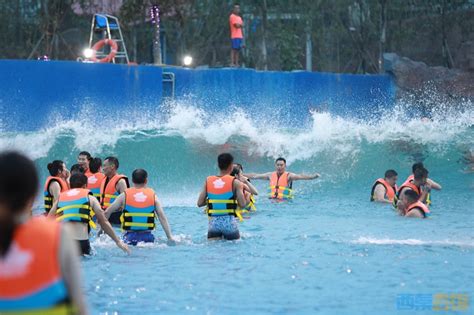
[1,102,474,314]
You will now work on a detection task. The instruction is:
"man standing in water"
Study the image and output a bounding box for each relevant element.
[229,3,244,67]
[245,157,320,200]
[100,157,129,224]
[104,169,174,245]
[197,153,247,240]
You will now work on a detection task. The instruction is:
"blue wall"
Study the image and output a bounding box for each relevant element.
[164,67,395,121]
[0,60,162,131]
[0,60,394,131]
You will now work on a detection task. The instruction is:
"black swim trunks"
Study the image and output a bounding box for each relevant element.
[78,239,91,256]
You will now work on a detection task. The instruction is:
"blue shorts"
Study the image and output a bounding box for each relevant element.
[231,38,242,50]
[208,216,240,240]
[123,231,155,246]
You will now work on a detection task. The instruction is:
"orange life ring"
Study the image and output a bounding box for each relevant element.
[90,39,118,63]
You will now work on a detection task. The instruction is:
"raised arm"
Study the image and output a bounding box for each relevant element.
[244,172,271,180]
[427,178,442,190]
[240,176,258,195]
[103,193,125,219]
[288,172,320,181]
[90,196,130,254]
[154,197,173,240]
[233,181,247,208]
[197,181,207,207]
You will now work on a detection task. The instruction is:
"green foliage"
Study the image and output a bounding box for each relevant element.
[0,0,472,72]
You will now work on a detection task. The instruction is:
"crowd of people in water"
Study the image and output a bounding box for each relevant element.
[0,149,441,313]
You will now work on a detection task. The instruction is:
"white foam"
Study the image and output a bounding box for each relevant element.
[353,236,474,247]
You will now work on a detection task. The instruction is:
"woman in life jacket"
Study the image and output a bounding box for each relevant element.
[43,160,70,214]
[0,151,87,314]
[231,163,258,217]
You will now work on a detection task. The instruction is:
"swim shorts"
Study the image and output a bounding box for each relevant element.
[123,231,155,246]
[231,38,242,50]
[208,216,240,240]
[108,212,121,225]
[78,239,91,256]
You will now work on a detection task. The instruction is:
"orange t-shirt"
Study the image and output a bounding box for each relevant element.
[229,13,243,39]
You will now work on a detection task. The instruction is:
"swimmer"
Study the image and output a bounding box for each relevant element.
[48,174,130,255]
[87,157,106,201]
[197,153,247,240]
[401,163,441,206]
[0,151,87,314]
[100,156,129,224]
[370,170,398,203]
[77,151,92,175]
[245,157,320,200]
[104,169,174,246]
[403,162,442,190]
[397,167,430,206]
[43,160,69,214]
[398,190,430,218]
[231,163,258,213]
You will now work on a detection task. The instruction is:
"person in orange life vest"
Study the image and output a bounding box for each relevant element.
[403,162,442,190]
[77,151,92,175]
[229,3,244,67]
[48,174,130,256]
[0,151,87,314]
[87,157,106,201]
[398,190,430,218]
[104,169,174,246]
[245,157,321,200]
[197,153,247,240]
[396,167,430,210]
[402,162,442,206]
[43,160,70,214]
[370,169,398,203]
[100,156,129,225]
[230,163,258,211]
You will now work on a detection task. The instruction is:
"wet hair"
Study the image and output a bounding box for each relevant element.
[275,157,286,164]
[218,153,234,171]
[0,151,39,257]
[70,164,85,175]
[413,167,428,181]
[89,157,102,173]
[412,162,424,173]
[230,166,240,177]
[69,173,88,189]
[405,189,419,203]
[47,160,64,176]
[78,151,92,161]
[104,156,119,169]
[384,169,398,179]
[132,169,148,184]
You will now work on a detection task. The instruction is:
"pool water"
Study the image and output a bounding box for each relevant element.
[2,103,473,314]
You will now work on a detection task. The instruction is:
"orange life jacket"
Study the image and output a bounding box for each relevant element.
[397,181,421,197]
[268,172,293,200]
[43,176,68,213]
[86,172,106,201]
[406,201,430,218]
[100,174,129,209]
[121,187,156,231]
[402,175,432,206]
[0,217,72,313]
[370,178,397,202]
[206,175,238,217]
